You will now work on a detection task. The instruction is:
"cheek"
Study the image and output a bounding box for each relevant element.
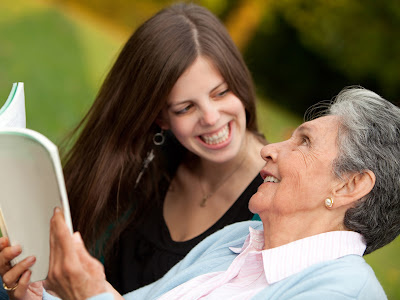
[280,153,305,190]
[224,96,246,118]
[234,101,246,122]
[277,171,303,205]
[271,159,311,210]
[283,164,334,209]
[168,117,194,140]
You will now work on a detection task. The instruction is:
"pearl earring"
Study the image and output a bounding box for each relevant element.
[325,198,334,208]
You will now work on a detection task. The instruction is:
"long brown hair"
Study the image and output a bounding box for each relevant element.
[63,3,262,257]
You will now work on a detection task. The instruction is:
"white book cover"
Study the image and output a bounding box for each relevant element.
[0,84,73,282]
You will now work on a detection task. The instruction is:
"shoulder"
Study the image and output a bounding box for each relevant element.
[323,256,387,299]
[261,255,387,300]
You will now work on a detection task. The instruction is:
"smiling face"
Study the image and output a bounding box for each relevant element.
[158,56,248,163]
[249,116,343,217]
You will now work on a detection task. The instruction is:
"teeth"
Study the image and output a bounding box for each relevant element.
[264,176,280,183]
[201,125,229,145]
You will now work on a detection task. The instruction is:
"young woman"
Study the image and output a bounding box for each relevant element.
[62,3,266,293]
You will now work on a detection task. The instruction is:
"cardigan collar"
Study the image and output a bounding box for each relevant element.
[230,227,366,284]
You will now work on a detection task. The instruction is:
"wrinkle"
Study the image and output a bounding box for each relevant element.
[298,146,319,169]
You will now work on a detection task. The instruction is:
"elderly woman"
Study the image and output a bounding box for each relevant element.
[1,87,399,300]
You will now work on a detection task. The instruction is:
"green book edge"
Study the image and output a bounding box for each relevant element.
[0,82,18,115]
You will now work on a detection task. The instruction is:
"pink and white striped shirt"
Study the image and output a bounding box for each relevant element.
[158,228,366,300]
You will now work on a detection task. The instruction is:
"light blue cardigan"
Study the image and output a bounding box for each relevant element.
[44,221,387,300]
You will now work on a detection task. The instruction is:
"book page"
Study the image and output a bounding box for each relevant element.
[0,82,26,128]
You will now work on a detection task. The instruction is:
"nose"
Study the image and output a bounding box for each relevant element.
[260,142,279,162]
[200,101,220,126]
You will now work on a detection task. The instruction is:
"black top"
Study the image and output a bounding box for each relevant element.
[105,174,263,294]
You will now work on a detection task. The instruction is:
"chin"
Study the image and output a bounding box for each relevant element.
[248,195,259,214]
[202,147,240,164]
[248,191,270,215]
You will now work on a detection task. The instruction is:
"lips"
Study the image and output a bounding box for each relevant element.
[260,170,280,183]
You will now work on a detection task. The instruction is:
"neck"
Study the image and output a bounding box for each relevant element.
[198,151,246,181]
[197,131,264,181]
[260,210,346,250]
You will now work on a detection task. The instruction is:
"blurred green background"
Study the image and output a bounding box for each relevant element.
[0,0,399,298]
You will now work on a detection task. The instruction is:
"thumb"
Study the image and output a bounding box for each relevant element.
[72,232,84,245]
[72,232,99,268]
[72,232,90,258]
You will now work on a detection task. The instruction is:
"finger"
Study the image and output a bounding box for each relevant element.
[50,208,73,254]
[10,269,31,298]
[0,245,22,275]
[0,245,22,263]
[50,208,75,262]
[49,210,59,275]
[0,237,9,251]
[26,280,44,299]
[49,208,64,282]
[72,232,97,268]
[72,232,105,279]
[2,256,35,290]
[72,232,90,257]
[48,208,77,285]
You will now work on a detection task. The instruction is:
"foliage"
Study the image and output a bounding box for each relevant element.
[244,0,400,114]
[0,0,119,144]
[53,0,400,115]
[55,0,237,30]
[58,0,166,29]
[273,0,400,97]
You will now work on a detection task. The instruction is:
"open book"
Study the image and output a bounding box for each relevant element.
[0,83,73,282]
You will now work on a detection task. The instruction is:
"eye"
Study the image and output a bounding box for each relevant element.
[215,89,230,98]
[301,136,310,146]
[174,104,193,115]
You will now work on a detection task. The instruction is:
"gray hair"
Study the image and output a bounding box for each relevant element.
[306,87,400,254]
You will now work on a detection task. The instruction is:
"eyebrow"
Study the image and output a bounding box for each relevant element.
[210,81,227,93]
[293,123,314,136]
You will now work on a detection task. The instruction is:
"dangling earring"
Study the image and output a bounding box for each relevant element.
[324,197,334,208]
[135,150,155,187]
[153,129,165,146]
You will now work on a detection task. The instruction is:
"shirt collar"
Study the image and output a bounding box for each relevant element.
[230,227,366,284]
[229,226,264,253]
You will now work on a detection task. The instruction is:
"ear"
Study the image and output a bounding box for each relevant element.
[155,111,170,130]
[332,170,376,207]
